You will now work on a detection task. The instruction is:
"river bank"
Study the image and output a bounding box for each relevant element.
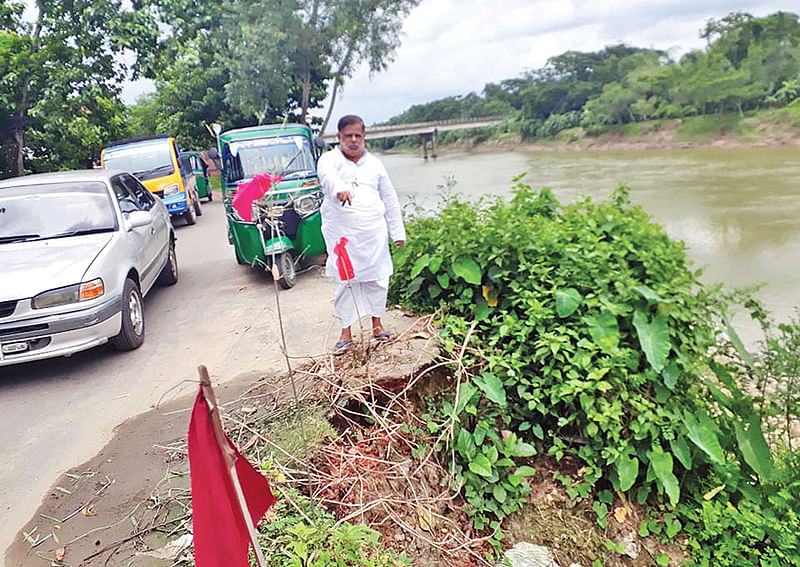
[409,114,800,156]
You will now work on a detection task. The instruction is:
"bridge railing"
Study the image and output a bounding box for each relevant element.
[321,115,508,141]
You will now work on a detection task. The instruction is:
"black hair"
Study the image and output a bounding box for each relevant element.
[337,115,365,132]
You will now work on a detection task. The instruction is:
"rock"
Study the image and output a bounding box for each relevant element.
[497,542,560,567]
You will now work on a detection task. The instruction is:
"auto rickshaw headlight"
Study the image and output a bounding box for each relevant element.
[293,192,322,218]
[163,183,180,197]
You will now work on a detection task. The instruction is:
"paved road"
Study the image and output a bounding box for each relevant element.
[0,197,339,557]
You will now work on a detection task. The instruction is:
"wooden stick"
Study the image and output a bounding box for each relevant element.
[197,365,267,567]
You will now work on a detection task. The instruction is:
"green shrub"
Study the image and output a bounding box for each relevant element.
[389,179,800,560]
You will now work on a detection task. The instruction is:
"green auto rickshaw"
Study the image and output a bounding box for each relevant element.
[183,151,212,202]
[209,123,327,289]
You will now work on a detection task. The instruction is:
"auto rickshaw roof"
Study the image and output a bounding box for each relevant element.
[219,123,312,143]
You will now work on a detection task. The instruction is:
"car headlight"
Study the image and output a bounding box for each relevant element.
[32,278,105,309]
[163,183,180,197]
[293,192,322,218]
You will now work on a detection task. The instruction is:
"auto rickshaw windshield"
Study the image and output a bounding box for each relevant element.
[223,135,316,182]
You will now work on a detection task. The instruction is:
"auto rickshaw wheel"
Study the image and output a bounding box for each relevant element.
[277,252,296,289]
[193,190,203,216]
[183,200,197,225]
[207,189,213,202]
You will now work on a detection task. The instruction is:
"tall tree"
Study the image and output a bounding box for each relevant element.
[0,0,156,176]
[317,0,421,132]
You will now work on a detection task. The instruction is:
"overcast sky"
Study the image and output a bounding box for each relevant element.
[122,0,799,132]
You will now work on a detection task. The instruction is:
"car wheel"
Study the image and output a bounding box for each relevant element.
[111,279,145,351]
[157,238,178,286]
[194,190,203,216]
[277,251,296,289]
[183,199,197,225]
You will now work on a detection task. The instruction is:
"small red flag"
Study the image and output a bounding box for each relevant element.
[334,237,355,281]
[188,387,276,567]
[231,173,277,222]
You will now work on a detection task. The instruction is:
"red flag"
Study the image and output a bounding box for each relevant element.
[334,237,355,281]
[231,173,277,222]
[188,387,276,567]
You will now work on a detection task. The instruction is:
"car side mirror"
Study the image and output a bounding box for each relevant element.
[208,148,219,160]
[313,136,326,150]
[125,210,153,231]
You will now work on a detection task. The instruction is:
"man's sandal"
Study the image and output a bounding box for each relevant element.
[334,339,352,355]
[371,331,392,342]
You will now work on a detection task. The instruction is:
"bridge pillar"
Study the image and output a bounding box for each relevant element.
[420,129,438,160]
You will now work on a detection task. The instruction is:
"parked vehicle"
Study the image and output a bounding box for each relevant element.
[100,135,203,225]
[0,170,177,366]
[210,123,326,288]
[184,151,212,202]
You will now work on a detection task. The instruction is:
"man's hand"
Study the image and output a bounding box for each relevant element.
[337,191,352,206]
[394,240,405,247]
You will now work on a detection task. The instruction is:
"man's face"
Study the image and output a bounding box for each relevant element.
[338,122,365,161]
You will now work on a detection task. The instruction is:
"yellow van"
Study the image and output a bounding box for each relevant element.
[101,135,202,225]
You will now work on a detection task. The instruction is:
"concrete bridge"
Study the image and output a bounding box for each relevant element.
[322,115,506,159]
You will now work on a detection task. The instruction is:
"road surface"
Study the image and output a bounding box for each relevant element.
[0,197,340,557]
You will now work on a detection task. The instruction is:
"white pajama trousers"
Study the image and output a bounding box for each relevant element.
[334,279,389,329]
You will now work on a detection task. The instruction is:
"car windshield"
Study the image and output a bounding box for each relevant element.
[0,181,117,244]
[103,141,175,181]
[224,135,316,182]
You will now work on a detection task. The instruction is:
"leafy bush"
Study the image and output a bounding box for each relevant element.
[389,179,800,560]
[259,486,411,567]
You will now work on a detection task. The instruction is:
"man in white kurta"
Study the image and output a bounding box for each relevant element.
[317,115,406,350]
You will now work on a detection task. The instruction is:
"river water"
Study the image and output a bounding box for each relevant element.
[380,147,800,348]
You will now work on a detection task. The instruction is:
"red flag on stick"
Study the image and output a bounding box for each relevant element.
[232,173,277,222]
[334,237,355,281]
[188,366,276,567]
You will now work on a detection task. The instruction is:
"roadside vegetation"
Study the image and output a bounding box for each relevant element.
[384,179,800,565]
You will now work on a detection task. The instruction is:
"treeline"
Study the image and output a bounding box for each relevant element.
[0,0,420,178]
[381,11,800,143]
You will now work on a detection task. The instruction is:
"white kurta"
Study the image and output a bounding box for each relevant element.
[318,147,406,328]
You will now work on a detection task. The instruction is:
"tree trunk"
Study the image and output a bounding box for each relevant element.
[13,5,43,176]
[300,0,320,123]
[319,42,355,134]
[320,74,342,135]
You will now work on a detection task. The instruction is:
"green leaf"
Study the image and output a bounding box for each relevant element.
[410,254,430,278]
[473,373,507,406]
[734,416,774,480]
[436,272,450,289]
[514,466,536,477]
[616,454,639,492]
[455,383,478,416]
[429,255,442,273]
[452,256,482,285]
[661,361,679,390]
[468,453,494,478]
[683,411,725,465]
[582,310,620,351]
[669,436,692,471]
[655,553,670,566]
[555,288,582,318]
[513,442,537,457]
[632,309,670,373]
[649,447,679,506]
[492,484,507,503]
[632,285,665,303]
[724,318,755,368]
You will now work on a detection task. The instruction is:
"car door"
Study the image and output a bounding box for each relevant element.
[120,174,168,293]
[110,175,152,289]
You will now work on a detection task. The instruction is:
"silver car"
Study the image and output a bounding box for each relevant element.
[0,169,177,366]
